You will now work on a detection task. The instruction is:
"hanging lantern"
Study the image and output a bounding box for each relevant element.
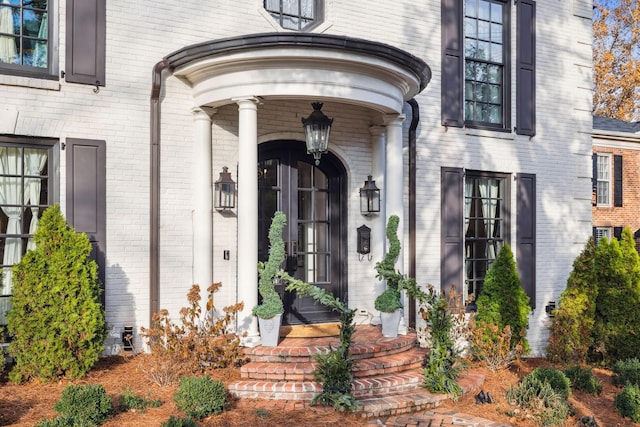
[301,102,333,165]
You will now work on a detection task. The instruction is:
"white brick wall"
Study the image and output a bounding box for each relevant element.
[0,0,592,356]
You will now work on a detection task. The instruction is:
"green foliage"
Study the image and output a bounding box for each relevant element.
[283,274,359,412]
[140,283,246,386]
[253,212,286,319]
[161,416,200,427]
[612,358,640,387]
[52,383,112,426]
[117,388,162,413]
[563,366,602,396]
[174,376,228,419]
[529,367,571,399]
[374,287,403,312]
[7,204,107,383]
[506,374,572,426]
[593,229,640,363]
[420,289,465,399]
[547,238,597,364]
[615,383,640,423]
[35,416,78,427]
[475,244,530,353]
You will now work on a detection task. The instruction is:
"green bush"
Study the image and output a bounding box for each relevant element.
[174,376,227,419]
[546,238,597,364]
[506,374,571,426]
[117,388,161,413]
[529,367,571,399]
[563,366,602,395]
[613,358,640,387]
[53,383,112,426]
[475,244,530,353]
[35,416,77,427]
[7,205,107,383]
[615,383,640,422]
[252,211,285,319]
[161,416,200,427]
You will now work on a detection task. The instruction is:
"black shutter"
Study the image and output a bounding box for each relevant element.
[65,0,106,86]
[441,167,464,297]
[516,0,536,136]
[66,139,106,301]
[592,153,598,205]
[614,227,623,241]
[441,0,464,127]
[614,154,623,207]
[516,173,536,308]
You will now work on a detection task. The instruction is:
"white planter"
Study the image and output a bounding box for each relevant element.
[258,313,283,347]
[380,310,402,338]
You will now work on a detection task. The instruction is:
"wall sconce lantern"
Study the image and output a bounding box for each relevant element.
[359,175,380,215]
[545,301,556,317]
[121,326,134,351]
[214,166,236,210]
[301,102,333,165]
[357,224,372,261]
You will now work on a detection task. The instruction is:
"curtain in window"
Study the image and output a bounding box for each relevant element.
[478,178,499,260]
[0,147,22,323]
[0,0,16,64]
[25,148,47,250]
[32,13,47,68]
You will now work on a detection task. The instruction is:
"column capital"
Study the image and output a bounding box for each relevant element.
[232,96,263,108]
[192,106,217,119]
[369,125,385,136]
[382,114,406,126]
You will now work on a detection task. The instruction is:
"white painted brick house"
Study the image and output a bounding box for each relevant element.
[0,0,593,356]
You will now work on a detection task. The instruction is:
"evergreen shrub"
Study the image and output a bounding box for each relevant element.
[174,376,227,419]
[529,367,571,399]
[506,374,571,426]
[7,204,107,383]
[117,388,162,413]
[615,383,640,423]
[161,416,200,427]
[613,358,640,387]
[53,383,112,426]
[563,366,602,395]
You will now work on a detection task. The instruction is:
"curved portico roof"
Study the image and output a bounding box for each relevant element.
[164,32,431,113]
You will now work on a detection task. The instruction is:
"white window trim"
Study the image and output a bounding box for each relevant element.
[595,227,612,245]
[596,153,612,207]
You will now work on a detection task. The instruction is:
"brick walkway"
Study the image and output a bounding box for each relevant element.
[367,408,512,427]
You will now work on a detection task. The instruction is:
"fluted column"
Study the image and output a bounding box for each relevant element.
[234,96,261,346]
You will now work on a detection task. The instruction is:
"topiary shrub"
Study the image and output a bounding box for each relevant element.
[53,383,112,426]
[174,376,228,419]
[475,244,531,354]
[252,211,286,320]
[547,237,597,364]
[161,416,200,427]
[529,367,571,399]
[612,358,640,387]
[506,374,571,426]
[615,383,640,422]
[7,204,107,383]
[564,366,602,396]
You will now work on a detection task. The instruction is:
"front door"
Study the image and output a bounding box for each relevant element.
[258,140,346,325]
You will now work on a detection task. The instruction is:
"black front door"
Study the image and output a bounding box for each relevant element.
[258,141,346,325]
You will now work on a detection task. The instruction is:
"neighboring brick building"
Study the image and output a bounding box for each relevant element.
[0,0,593,356]
[593,116,640,249]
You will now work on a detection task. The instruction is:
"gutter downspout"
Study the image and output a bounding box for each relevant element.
[407,98,419,328]
[150,59,170,325]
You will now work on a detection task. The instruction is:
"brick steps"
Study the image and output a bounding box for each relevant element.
[228,325,485,418]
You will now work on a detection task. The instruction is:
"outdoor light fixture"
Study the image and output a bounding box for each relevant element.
[121,326,134,351]
[214,166,236,210]
[545,301,556,317]
[359,175,381,215]
[301,102,333,165]
[357,224,372,261]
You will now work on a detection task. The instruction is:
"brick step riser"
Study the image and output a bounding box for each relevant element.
[240,360,424,381]
[244,343,416,363]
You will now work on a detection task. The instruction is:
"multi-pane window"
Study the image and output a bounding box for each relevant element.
[0,0,49,73]
[464,174,507,303]
[594,227,611,245]
[464,0,507,127]
[264,0,321,31]
[0,143,51,325]
[596,154,611,206]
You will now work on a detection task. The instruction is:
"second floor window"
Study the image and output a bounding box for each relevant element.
[264,0,322,31]
[596,154,611,206]
[0,0,49,74]
[464,0,508,128]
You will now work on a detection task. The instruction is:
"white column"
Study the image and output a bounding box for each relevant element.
[384,114,407,334]
[192,107,214,293]
[234,97,261,346]
[370,125,386,318]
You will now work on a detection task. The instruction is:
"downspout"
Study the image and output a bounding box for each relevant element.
[150,59,170,325]
[407,98,419,328]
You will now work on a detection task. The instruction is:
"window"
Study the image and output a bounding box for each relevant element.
[596,154,611,206]
[0,141,53,325]
[441,0,536,135]
[464,173,507,303]
[0,0,50,75]
[464,0,508,127]
[263,0,323,31]
[594,227,611,245]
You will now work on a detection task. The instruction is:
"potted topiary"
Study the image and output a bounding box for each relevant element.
[252,211,286,346]
[374,215,405,337]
